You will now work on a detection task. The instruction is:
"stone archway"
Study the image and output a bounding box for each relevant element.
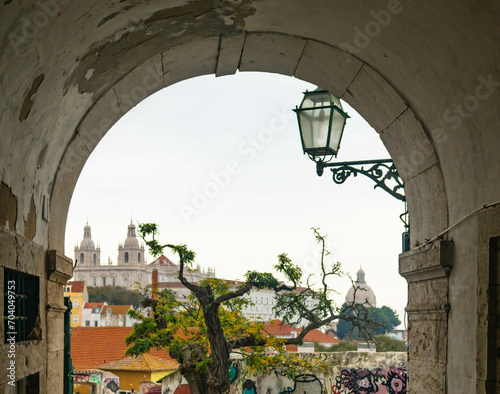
[47,33,448,393]
[48,34,448,252]
[2,2,500,392]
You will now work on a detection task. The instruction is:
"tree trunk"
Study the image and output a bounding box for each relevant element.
[204,302,231,393]
[172,343,210,394]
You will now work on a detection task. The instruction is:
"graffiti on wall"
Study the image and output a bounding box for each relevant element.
[285,374,323,393]
[74,374,89,382]
[173,384,190,394]
[162,363,407,394]
[229,362,239,384]
[333,368,407,394]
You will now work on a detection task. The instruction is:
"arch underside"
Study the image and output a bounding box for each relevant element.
[48,31,448,253]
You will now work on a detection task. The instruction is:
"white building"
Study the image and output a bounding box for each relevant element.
[157,281,315,323]
[72,221,215,289]
[100,305,138,327]
[81,302,106,327]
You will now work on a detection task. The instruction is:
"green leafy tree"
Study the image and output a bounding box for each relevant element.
[336,304,401,339]
[87,286,143,308]
[369,306,401,335]
[126,225,378,394]
[373,334,407,352]
[315,340,358,352]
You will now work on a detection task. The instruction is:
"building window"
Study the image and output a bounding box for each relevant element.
[112,278,116,286]
[80,253,84,264]
[94,321,98,327]
[85,320,90,327]
[93,254,96,265]
[73,299,79,308]
[138,252,141,263]
[92,277,96,286]
[65,286,70,292]
[73,315,78,323]
[102,277,106,286]
[125,252,129,263]
[4,269,40,343]
[14,372,39,393]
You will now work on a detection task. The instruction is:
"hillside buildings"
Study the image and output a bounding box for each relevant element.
[72,221,215,289]
[63,280,88,327]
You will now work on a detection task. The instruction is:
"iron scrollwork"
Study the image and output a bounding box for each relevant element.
[326,159,405,202]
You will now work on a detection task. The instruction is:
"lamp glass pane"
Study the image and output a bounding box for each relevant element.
[301,91,330,109]
[328,110,347,153]
[299,107,332,151]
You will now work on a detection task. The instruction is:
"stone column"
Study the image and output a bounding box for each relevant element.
[399,240,453,393]
[476,206,500,393]
[46,250,73,393]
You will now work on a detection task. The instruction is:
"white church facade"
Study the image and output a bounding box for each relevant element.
[72,222,215,288]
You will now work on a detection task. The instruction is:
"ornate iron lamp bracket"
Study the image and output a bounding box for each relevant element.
[321,159,405,202]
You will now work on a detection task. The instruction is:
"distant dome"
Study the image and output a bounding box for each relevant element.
[79,223,95,249]
[345,267,377,307]
[124,222,139,248]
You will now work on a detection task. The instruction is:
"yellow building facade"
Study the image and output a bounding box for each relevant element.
[98,354,177,392]
[64,281,88,327]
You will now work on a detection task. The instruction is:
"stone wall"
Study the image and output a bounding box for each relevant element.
[161,352,407,394]
[0,228,72,392]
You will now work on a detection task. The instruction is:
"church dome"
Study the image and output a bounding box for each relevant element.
[345,267,377,307]
[79,223,95,249]
[123,222,139,248]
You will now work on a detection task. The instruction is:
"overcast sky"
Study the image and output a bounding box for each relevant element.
[66,72,407,328]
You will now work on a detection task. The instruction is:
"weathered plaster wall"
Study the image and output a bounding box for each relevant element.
[0,228,48,391]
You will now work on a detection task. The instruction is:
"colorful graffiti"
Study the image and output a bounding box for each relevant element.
[74,373,102,385]
[162,360,406,394]
[287,374,323,393]
[74,374,89,382]
[242,379,257,394]
[334,368,407,394]
[229,362,239,384]
[174,384,191,394]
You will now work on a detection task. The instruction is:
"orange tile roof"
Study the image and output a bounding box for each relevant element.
[263,320,295,336]
[71,327,178,370]
[98,354,178,372]
[263,320,339,343]
[101,305,132,315]
[66,281,85,293]
[149,255,177,267]
[83,302,105,309]
[301,328,340,343]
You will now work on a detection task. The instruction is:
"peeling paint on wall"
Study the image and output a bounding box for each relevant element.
[19,73,44,122]
[0,181,18,230]
[24,195,36,241]
[65,0,256,100]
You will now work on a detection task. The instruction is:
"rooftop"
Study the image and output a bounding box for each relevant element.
[71,327,178,370]
[83,302,105,309]
[263,320,339,344]
[149,255,177,267]
[101,305,132,315]
[98,354,178,372]
[65,281,85,293]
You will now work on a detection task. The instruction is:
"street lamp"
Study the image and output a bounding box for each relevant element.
[294,88,410,252]
[293,88,350,176]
